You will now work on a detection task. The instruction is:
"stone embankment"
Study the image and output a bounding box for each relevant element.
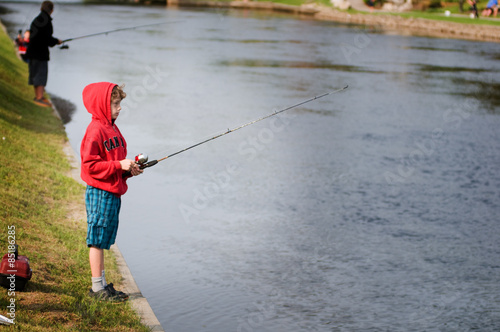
[169,0,500,43]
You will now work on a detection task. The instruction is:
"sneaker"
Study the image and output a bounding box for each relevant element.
[89,287,126,303]
[33,98,51,107]
[105,283,129,300]
[41,97,52,106]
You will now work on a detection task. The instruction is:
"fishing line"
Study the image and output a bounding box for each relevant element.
[59,21,179,49]
[135,85,349,170]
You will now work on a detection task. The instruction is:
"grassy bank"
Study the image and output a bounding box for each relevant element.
[0,25,149,331]
[381,9,500,26]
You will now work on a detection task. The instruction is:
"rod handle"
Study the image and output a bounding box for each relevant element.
[122,160,158,177]
[139,160,158,169]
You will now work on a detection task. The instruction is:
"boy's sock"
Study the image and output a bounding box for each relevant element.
[102,270,108,288]
[92,276,104,292]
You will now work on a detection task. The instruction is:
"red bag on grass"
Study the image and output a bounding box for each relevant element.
[0,245,32,291]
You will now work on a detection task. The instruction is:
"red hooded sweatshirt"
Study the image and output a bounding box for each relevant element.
[80,82,129,196]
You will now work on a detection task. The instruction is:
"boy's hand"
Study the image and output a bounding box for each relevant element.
[120,159,135,171]
[120,159,144,176]
[130,163,144,176]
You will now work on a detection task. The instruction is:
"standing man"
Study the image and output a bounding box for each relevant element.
[25,1,62,107]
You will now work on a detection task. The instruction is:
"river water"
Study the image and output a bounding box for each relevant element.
[2,2,500,331]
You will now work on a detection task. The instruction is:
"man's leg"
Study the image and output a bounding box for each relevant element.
[34,85,44,100]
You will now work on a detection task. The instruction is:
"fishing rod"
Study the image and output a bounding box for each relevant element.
[134,85,349,170]
[59,21,176,49]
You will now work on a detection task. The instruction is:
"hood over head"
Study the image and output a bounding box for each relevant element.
[82,82,117,124]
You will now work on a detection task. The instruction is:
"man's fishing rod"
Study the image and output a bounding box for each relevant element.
[134,85,349,170]
[59,22,176,49]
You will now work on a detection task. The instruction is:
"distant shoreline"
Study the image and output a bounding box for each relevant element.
[168,0,500,43]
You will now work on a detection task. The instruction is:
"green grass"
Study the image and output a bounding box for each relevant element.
[0,27,150,331]
[386,9,500,26]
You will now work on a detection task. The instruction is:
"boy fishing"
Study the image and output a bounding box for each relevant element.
[80,82,142,301]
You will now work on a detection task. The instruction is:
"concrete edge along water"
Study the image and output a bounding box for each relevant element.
[53,103,165,332]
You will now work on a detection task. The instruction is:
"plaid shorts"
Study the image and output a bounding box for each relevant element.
[85,186,121,250]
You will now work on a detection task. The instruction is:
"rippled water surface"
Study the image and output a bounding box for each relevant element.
[2,2,500,331]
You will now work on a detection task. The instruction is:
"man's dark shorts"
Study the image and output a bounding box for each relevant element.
[28,59,48,86]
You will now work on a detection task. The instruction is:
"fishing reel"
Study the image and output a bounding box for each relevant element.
[134,154,158,170]
[135,153,148,165]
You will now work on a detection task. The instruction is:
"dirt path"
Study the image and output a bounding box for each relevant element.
[348,0,370,11]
